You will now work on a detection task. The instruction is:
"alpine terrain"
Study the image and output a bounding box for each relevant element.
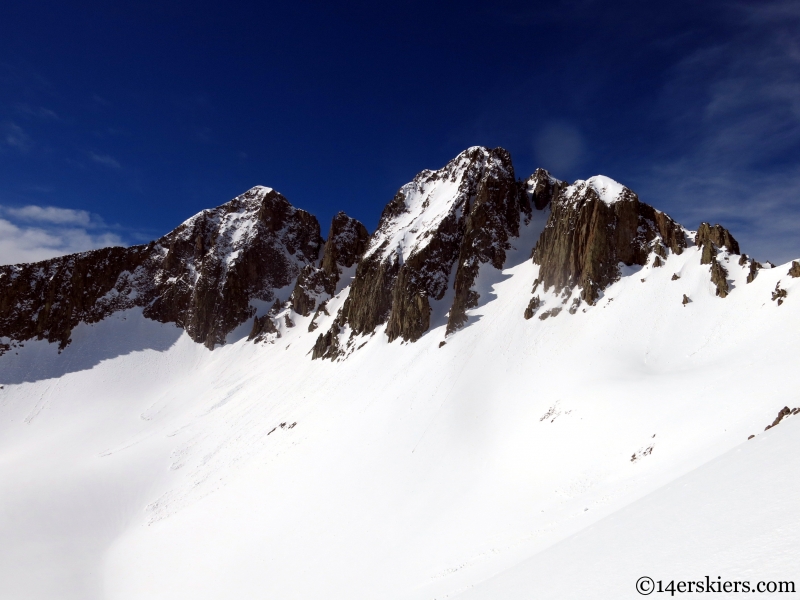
[1,147,799,599]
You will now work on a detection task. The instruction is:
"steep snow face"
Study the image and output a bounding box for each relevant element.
[565,175,629,205]
[364,146,513,264]
[1,232,798,600]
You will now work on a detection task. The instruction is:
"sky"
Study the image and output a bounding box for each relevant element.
[1,0,799,265]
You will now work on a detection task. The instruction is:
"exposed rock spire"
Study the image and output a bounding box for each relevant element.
[531,176,687,306]
[289,212,369,317]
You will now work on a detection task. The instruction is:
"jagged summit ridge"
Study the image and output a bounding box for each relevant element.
[1,145,788,362]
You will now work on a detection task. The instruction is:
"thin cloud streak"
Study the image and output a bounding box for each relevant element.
[89,152,121,169]
[639,0,800,264]
[2,122,33,152]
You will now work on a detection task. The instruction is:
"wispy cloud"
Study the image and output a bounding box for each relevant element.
[0,204,124,265]
[15,103,59,120]
[638,0,800,264]
[2,122,33,152]
[88,151,121,169]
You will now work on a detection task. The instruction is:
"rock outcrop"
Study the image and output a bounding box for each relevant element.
[789,261,800,278]
[695,223,740,264]
[289,212,369,317]
[530,176,687,305]
[746,258,762,284]
[772,283,787,305]
[693,223,741,297]
[0,186,322,350]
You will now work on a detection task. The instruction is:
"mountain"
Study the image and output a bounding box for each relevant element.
[0,186,346,350]
[1,147,799,600]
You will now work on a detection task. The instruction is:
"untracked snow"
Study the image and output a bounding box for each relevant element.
[1,229,799,599]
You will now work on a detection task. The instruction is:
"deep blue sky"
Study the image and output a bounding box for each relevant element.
[1,0,799,264]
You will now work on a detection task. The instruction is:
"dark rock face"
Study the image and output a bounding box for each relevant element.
[523,296,541,320]
[710,261,730,298]
[695,223,740,263]
[531,177,687,305]
[0,245,152,350]
[312,321,342,360]
[694,223,740,297]
[746,259,762,284]
[445,156,540,335]
[765,406,794,431]
[320,212,370,289]
[772,283,787,305]
[248,313,279,343]
[0,186,323,350]
[314,146,539,359]
[789,261,800,278]
[289,212,369,317]
[525,168,563,211]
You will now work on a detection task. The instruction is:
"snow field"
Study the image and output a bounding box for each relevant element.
[0,242,798,599]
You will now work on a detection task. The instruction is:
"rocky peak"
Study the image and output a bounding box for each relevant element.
[524,168,564,211]
[0,186,323,351]
[531,176,687,306]
[320,212,370,290]
[312,146,539,359]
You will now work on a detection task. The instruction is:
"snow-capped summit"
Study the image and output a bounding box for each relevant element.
[363,146,515,264]
[564,175,631,205]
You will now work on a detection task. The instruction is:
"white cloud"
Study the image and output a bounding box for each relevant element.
[0,219,124,266]
[0,205,125,266]
[5,205,94,227]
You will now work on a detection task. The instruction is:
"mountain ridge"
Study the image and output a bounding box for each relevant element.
[1,147,800,600]
[1,146,796,358]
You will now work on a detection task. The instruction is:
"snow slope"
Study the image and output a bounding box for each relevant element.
[458,414,800,599]
[1,232,798,599]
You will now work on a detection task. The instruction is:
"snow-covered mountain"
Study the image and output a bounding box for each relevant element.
[1,147,799,599]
